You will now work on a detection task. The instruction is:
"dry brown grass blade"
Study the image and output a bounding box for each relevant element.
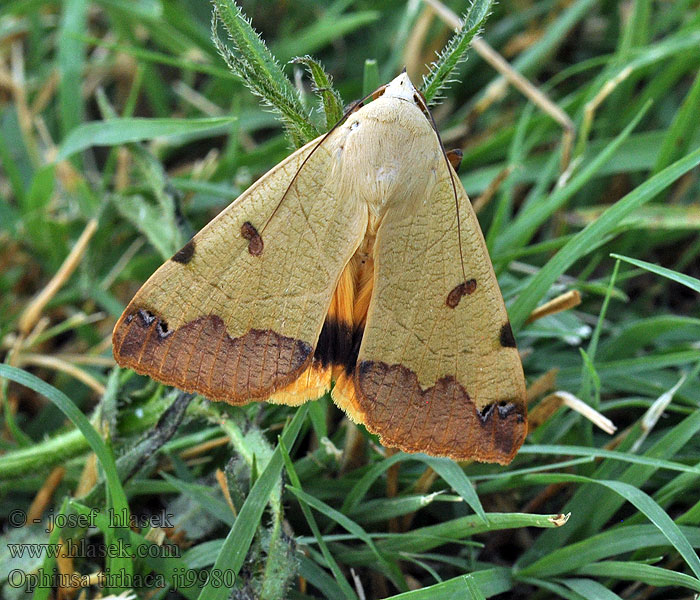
[537,391,617,435]
[423,0,576,170]
[525,290,582,324]
[18,218,99,335]
[401,465,439,531]
[179,435,230,460]
[526,368,559,404]
[216,468,238,516]
[27,466,66,522]
[74,453,98,498]
[577,66,633,158]
[472,165,515,213]
[18,353,106,395]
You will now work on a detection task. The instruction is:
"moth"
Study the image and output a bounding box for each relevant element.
[112,72,527,464]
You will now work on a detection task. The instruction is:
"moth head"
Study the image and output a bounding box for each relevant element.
[384,70,419,104]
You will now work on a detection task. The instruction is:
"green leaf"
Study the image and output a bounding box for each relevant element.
[337,513,566,565]
[287,485,406,589]
[340,453,484,522]
[279,437,358,600]
[575,560,700,592]
[509,145,700,331]
[518,445,699,475]
[652,62,700,173]
[112,192,182,260]
[159,472,235,527]
[385,569,511,599]
[420,456,486,523]
[211,0,318,146]
[58,0,88,139]
[0,365,133,591]
[561,578,623,600]
[420,0,493,104]
[611,253,700,293]
[292,55,344,129]
[494,103,649,255]
[519,524,700,579]
[68,499,201,600]
[517,474,700,580]
[56,116,237,161]
[273,11,379,62]
[196,406,308,600]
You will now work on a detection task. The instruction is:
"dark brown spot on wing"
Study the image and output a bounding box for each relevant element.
[446,279,477,308]
[138,309,156,325]
[241,221,264,256]
[113,310,311,403]
[354,361,526,464]
[172,240,195,264]
[500,322,516,348]
[446,148,463,172]
[156,319,172,339]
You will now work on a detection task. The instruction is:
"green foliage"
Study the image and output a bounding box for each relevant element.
[420,0,493,104]
[211,0,318,146]
[1,0,700,599]
[291,55,344,129]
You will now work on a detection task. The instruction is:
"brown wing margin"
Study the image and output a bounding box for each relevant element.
[113,312,313,402]
[354,361,526,464]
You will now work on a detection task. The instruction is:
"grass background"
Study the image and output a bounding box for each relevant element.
[1,0,700,598]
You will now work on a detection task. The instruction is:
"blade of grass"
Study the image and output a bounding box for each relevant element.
[420,0,493,104]
[159,472,235,527]
[518,445,699,475]
[56,116,237,161]
[385,569,511,599]
[519,524,700,578]
[0,364,133,591]
[516,474,700,580]
[337,513,567,565]
[195,405,308,600]
[494,102,648,255]
[561,578,623,600]
[574,560,700,591]
[57,0,87,139]
[611,253,700,293]
[273,11,379,62]
[509,145,700,331]
[279,438,358,600]
[340,453,485,522]
[68,498,200,600]
[287,485,407,590]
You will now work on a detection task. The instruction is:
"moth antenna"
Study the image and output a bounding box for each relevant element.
[260,84,388,235]
[413,91,468,283]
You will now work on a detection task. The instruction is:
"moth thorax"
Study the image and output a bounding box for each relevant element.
[341,124,434,221]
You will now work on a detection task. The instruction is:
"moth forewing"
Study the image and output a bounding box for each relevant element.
[113,135,368,404]
[112,71,527,464]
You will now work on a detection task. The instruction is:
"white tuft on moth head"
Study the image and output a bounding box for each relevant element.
[383,71,419,104]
